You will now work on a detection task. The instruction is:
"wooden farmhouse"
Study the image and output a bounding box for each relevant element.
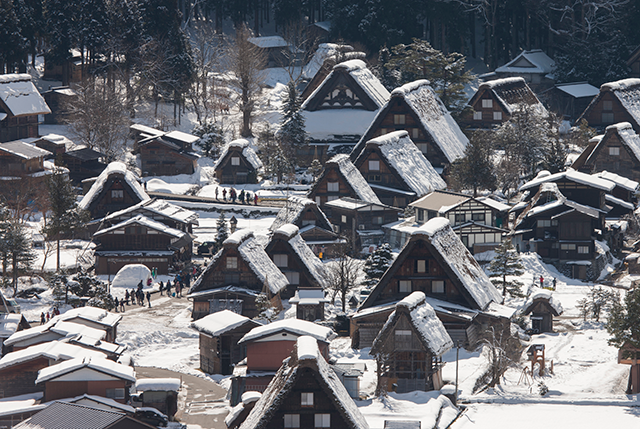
[188,230,290,320]
[42,86,76,124]
[353,130,447,207]
[133,378,181,417]
[492,49,555,90]
[191,310,261,375]
[352,218,511,349]
[226,391,262,429]
[265,224,330,291]
[0,141,52,208]
[0,341,107,398]
[248,36,295,68]
[308,154,382,214]
[371,292,453,393]
[577,78,640,133]
[269,196,341,255]
[35,356,136,403]
[236,336,369,429]
[464,77,547,129]
[350,80,469,173]
[544,82,599,122]
[0,313,30,354]
[93,214,193,276]
[79,161,150,220]
[214,139,263,184]
[301,59,390,160]
[521,289,563,333]
[0,74,51,143]
[572,122,640,183]
[301,43,363,101]
[324,197,400,253]
[101,198,199,234]
[289,289,329,321]
[137,132,199,177]
[59,147,108,183]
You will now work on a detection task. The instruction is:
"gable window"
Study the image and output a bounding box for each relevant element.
[416,260,426,273]
[412,128,420,139]
[372,216,384,225]
[284,414,300,428]
[315,414,331,428]
[301,392,314,406]
[472,213,486,222]
[274,254,288,267]
[394,114,406,125]
[226,256,238,269]
[341,215,348,224]
[493,111,502,120]
[399,280,411,293]
[416,143,428,154]
[111,190,124,200]
[609,146,620,156]
[603,100,613,111]
[327,182,339,192]
[369,160,380,171]
[578,246,590,254]
[473,111,482,120]
[482,99,493,108]
[285,271,300,284]
[106,388,125,400]
[231,156,240,166]
[432,280,445,294]
[602,112,614,123]
[455,213,466,224]
[368,174,381,182]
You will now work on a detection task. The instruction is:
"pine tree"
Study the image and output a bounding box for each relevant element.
[278,80,308,163]
[214,211,229,253]
[489,239,525,303]
[363,244,393,287]
[307,158,323,181]
[607,287,640,355]
[192,120,225,158]
[4,220,35,295]
[450,132,497,197]
[258,123,293,183]
[542,138,568,174]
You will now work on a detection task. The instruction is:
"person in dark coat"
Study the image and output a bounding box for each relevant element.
[40,312,45,325]
[159,281,164,295]
[114,297,119,312]
[146,291,151,307]
[125,290,130,305]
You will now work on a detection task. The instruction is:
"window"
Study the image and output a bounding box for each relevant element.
[561,243,576,250]
[399,280,411,292]
[315,196,321,205]
[432,280,445,293]
[455,213,466,224]
[372,216,384,225]
[315,414,331,428]
[341,215,348,224]
[394,114,406,125]
[226,257,238,269]
[368,174,381,182]
[416,143,428,154]
[482,99,493,108]
[417,209,424,222]
[301,219,316,227]
[412,128,420,139]
[231,156,240,166]
[284,414,300,428]
[106,388,125,400]
[416,260,426,273]
[609,146,620,156]
[285,271,300,284]
[538,220,552,228]
[301,392,314,406]
[473,111,482,120]
[274,254,288,267]
[327,182,339,192]
[493,111,502,120]
[111,190,124,199]
[472,213,485,222]
[578,246,590,254]
[224,273,240,284]
[602,112,614,123]
[369,160,380,171]
[380,128,387,135]
[603,100,613,111]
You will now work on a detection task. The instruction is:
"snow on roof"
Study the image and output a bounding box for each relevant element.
[234,230,289,295]
[238,319,336,344]
[104,199,199,226]
[79,161,149,210]
[555,82,599,98]
[0,73,51,116]
[605,193,634,210]
[603,122,640,163]
[164,130,199,144]
[410,190,469,212]
[373,292,453,356]
[274,223,300,238]
[191,310,257,337]
[36,356,136,384]
[273,225,330,289]
[248,35,288,48]
[49,320,107,340]
[328,154,382,204]
[0,140,51,159]
[94,214,186,239]
[0,341,106,371]
[365,130,447,195]
[601,78,640,92]
[289,288,329,305]
[413,218,502,309]
[135,378,181,392]
[522,288,564,315]
[520,168,616,192]
[270,196,331,232]
[389,80,468,163]
[333,60,389,108]
[476,196,511,212]
[594,171,639,192]
[214,139,263,171]
[55,306,121,328]
[600,79,640,128]
[479,77,546,116]
[495,50,555,74]
[0,313,25,338]
[38,133,76,150]
[296,335,319,360]
[303,43,354,79]
[65,394,135,414]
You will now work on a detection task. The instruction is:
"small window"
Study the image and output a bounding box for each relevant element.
[111,190,124,199]
[416,260,426,273]
[285,271,300,284]
[578,246,590,254]
[226,257,238,269]
[493,111,502,120]
[315,414,330,428]
[412,128,419,139]
[472,213,485,222]
[369,160,380,171]
[399,280,411,293]
[609,146,620,156]
[315,196,321,205]
[231,156,240,166]
[372,216,384,225]
[473,111,482,120]
[432,280,445,293]
[561,243,576,250]
[416,143,428,154]
[394,114,406,125]
[284,414,300,428]
[274,254,288,267]
[603,100,613,111]
[602,112,614,123]
[417,209,424,222]
[380,128,387,135]
[368,174,381,182]
[482,99,493,108]
[455,213,466,224]
[106,388,125,399]
[327,182,339,192]
[538,220,551,228]
[341,215,347,224]
[301,392,314,406]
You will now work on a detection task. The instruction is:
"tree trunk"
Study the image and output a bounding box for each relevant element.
[56,237,61,272]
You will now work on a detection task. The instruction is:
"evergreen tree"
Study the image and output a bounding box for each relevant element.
[375,45,398,91]
[192,120,225,158]
[3,220,35,295]
[542,138,568,174]
[0,202,12,279]
[278,81,308,163]
[363,244,393,287]
[489,239,525,303]
[450,132,497,197]
[44,0,79,85]
[258,123,293,183]
[607,287,640,353]
[306,158,323,181]
[214,211,229,253]
[0,0,27,73]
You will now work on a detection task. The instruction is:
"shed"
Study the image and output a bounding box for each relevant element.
[134,378,181,417]
[0,74,51,143]
[521,289,564,333]
[289,288,330,321]
[214,139,262,184]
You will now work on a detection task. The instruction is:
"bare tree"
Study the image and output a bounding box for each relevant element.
[327,243,363,313]
[280,21,318,84]
[473,326,521,392]
[227,24,266,137]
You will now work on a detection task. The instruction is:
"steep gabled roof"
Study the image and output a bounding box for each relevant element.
[78,161,150,211]
[519,168,615,193]
[214,139,263,171]
[356,130,447,196]
[309,154,382,204]
[103,198,199,227]
[0,73,51,117]
[371,292,453,357]
[471,77,547,116]
[579,78,640,130]
[495,50,554,75]
[521,288,564,316]
[269,196,332,232]
[583,122,640,166]
[238,336,369,429]
[94,214,187,239]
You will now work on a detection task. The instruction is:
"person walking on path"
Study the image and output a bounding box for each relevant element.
[222,188,227,201]
[146,291,151,307]
[114,297,119,312]
[120,298,125,312]
[230,188,237,203]
[552,278,557,290]
[239,189,245,204]
[40,312,45,325]
[540,275,544,288]
[254,194,258,205]
[215,187,219,200]
[125,290,129,305]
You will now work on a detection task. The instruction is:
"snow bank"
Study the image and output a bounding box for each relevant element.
[135,378,181,392]
[191,310,255,337]
[296,335,319,360]
[112,264,152,289]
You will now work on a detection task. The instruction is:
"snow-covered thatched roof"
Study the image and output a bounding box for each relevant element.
[0,73,51,117]
[94,214,187,239]
[588,123,640,165]
[313,154,381,204]
[0,313,27,338]
[359,130,447,196]
[594,170,639,192]
[238,319,336,344]
[238,336,369,429]
[303,43,355,79]
[103,198,199,226]
[521,288,564,316]
[79,161,149,211]
[371,292,453,357]
[36,356,135,384]
[269,196,332,232]
[520,168,615,193]
[214,139,263,171]
[191,310,260,337]
[0,341,106,371]
[475,77,547,116]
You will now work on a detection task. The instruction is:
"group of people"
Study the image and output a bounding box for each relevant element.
[158,278,182,297]
[214,187,259,205]
[40,307,60,324]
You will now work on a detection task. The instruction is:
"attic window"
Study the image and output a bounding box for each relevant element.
[432,280,445,294]
[315,414,330,428]
[285,271,300,284]
[369,160,380,171]
[603,100,613,111]
[399,280,411,293]
[284,414,300,428]
[231,156,240,166]
[274,254,288,267]
[416,260,426,273]
[412,128,419,139]
[473,111,482,120]
[301,392,314,406]
[602,112,614,123]
[327,182,339,192]
[111,190,124,200]
[226,257,238,269]
[394,114,406,125]
[482,99,493,108]
[493,111,502,120]
[106,388,125,400]
[609,147,620,156]
[416,143,428,154]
